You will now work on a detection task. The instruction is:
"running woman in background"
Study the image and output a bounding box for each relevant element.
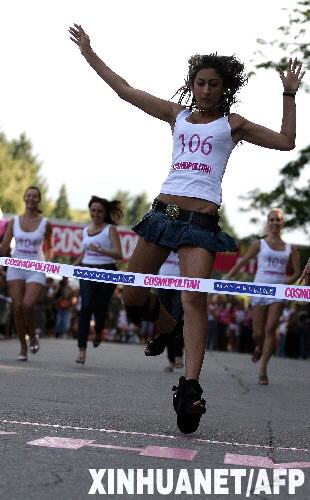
[0,186,53,361]
[74,196,123,365]
[69,23,304,433]
[225,209,301,384]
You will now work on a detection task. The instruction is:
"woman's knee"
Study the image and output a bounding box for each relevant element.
[181,291,208,311]
[124,291,160,324]
[265,323,276,338]
[22,300,35,315]
[13,301,23,316]
[122,286,149,307]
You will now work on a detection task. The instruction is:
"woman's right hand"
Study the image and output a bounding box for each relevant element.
[69,24,92,55]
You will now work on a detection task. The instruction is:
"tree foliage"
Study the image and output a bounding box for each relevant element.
[242,145,310,231]
[243,0,310,232]
[52,184,71,220]
[249,0,310,78]
[114,190,151,226]
[0,132,48,214]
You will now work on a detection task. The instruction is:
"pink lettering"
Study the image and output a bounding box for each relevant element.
[285,287,310,300]
[179,134,186,154]
[189,134,200,153]
[178,133,213,156]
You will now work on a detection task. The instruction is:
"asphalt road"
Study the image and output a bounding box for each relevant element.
[0,338,309,500]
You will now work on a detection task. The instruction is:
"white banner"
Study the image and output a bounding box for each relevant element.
[1,256,309,302]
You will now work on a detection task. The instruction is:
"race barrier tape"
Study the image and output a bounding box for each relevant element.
[0,256,309,302]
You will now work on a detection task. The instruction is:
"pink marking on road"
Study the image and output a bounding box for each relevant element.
[27,437,196,460]
[275,462,310,469]
[140,446,197,461]
[88,443,141,452]
[2,419,309,454]
[27,437,94,449]
[225,453,310,469]
[225,453,274,468]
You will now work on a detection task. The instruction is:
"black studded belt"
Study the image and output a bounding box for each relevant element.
[152,199,220,232]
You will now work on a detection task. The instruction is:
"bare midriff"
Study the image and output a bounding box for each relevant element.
[157,193,219,215]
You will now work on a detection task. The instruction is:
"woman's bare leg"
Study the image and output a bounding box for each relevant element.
[260,302,284,378]
[177,246,215,380]
[8,280,27,354]
[23,283,44,341]
[124,239,175,333]
[252,305,268,358]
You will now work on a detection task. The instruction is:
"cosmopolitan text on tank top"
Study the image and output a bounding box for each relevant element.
[160,109,235,206]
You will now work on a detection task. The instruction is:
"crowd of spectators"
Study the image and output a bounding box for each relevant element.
[0,268,309,359]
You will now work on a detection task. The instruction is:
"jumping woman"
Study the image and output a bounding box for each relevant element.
[69,23,304,432]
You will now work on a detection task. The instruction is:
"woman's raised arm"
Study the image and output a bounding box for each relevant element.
[232,58,305,150]
[69,24,182,125]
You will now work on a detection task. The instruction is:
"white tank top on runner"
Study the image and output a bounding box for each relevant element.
[160,109,235,206]
[254,239,291,285]
[82,224,115,265]
[12,216,47,260]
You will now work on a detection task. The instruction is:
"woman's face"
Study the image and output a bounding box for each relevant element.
[24,188,41,210]
[267,210,284,234]
[192,68,225,111]
[89,202,106,224]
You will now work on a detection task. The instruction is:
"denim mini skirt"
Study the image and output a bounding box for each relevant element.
[132,209,238,253]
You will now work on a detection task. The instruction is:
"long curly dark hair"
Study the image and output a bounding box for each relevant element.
[173,53,248,115]
[88,196,123,225]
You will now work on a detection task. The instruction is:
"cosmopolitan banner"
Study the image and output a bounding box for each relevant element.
[1,217,255,271]
[0,256,309,302]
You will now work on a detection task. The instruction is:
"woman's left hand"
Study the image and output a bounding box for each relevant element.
[88,243,104,254]
[279,58,305,94]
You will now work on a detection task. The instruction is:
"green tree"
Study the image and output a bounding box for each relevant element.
[243,0,310,232]
[127,193,151,226]
[52,184,71,220]
[114,190,151,225]
[0,132,48,214]
[114,190,131,223]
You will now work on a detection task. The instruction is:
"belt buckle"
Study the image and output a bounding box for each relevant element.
[165,203,180,219]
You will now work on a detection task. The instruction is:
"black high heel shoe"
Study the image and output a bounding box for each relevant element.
[92,333,101,348]
[29,334,40,354]
[172,376,206,434]
[76,350,86,365]
[144,320,183,357]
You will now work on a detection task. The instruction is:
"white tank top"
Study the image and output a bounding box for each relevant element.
[82,224,115,265]
[254,239,291,284]
[12,216,47,260]
[160,109,235,205]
